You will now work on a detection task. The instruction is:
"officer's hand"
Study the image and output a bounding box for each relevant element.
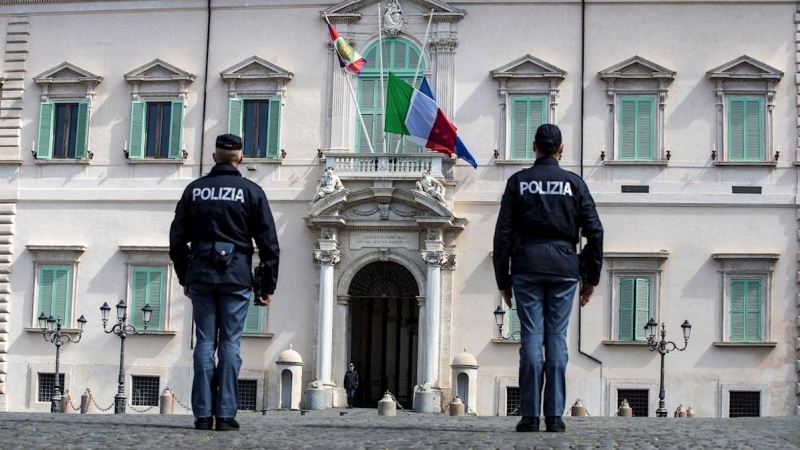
[254,294,272,306]
[183,285,191,299]
[500,289,513,308]
[579,284,595,307]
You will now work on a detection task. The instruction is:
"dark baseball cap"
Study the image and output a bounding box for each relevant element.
[216,133,243,150]
[534,124,562,148]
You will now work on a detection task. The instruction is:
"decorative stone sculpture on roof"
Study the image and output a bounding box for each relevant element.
[415,170,447,205]
[312,167,347,203]
[383,0,405,36]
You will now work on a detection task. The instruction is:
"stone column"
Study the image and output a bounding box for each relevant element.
[306,237,340,410]
[421,251,445,385]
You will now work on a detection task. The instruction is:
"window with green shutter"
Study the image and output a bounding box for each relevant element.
[130,268,166,330]
[230,98,281,158]
[128,100,183,159]
[618,277,651,340]
[727,97,763,161]
[243,294,264,333]
[729,278,762,342]
[37,266,72,323]
[357,37,423,153]
[507,296,521,339]
[509,97,547,160]
[36,102,90,160]
[618,97,655,161]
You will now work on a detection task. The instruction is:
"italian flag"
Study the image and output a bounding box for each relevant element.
[385,72,458,155]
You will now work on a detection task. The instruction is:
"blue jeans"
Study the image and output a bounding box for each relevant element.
[190,283,251,419]
[512,273,578,418]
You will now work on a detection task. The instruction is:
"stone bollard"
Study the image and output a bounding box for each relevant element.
[80,389,92,414]
[686,406,696,418]
[61,391,72,414]
[617,399,633,417]
[674,404,687,418]
[570,399,588,417]
[449,397,465,416]
[377,392,396,416]
[159,390,174,415]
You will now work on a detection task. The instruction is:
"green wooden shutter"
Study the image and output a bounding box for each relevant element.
[728,99,745,161]
[529,99,545,159]
[131,268,165,330]
[130,269,149,329]
[730,280,746,341]
[244,297,262,333]
[618,278,635,340]
[228,98,244,137]
[511,99,528,160]
[38,266,71,322]
[637,99,654,160]
[38,267,55,318]
[168,100,184,159]
[128,101,146,159]
[745,279,762,342]
[634,279,651,341]
[744,99,763,161]
[266,98,281,158]
[357,79,376,153]
[74,101,90,159]
[619,99,636,160]
[37,102,55,159]
[509,296,520,337]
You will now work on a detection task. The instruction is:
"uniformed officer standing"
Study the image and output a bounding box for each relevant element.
[169,134,280,431]
[493,124,603,433]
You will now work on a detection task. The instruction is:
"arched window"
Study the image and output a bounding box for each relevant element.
[357,37,424,153]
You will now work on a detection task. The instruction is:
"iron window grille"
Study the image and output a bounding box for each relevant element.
[238,379,258,411]
[617,389,649,417]
[506,387,521,416]
[729,391,760,417]
[131,376,160,406]
[37,373,65,403]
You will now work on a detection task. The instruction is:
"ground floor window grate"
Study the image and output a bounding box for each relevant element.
[729,391,760,417]
[131,376,160,406]
[617,389,649,417]
[37,373,65,402]
[238,379,258,411]
[506,387,521,416]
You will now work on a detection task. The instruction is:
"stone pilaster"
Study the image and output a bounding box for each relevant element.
[0,203,14,411]
[0,16,29,162]
[429,37,458,118]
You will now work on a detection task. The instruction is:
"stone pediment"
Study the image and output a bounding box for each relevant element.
[707,55,783,80]
[124,59,195,83]
[322,0,464,23]
[34,62,102,85]
[491,55,566,80]
[599,55,675,81]
[220,56,293,82]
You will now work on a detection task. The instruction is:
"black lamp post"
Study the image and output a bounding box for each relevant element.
[493,305,519,341]
[100,299,152,414]
[645,318,692,417]
[39,312,86,413]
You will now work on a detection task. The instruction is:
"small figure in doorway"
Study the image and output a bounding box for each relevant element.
[344,363,359,409]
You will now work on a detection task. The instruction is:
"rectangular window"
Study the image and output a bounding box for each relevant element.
[729,279,762,342]
[618,277,651,341]
[618,97,654,160]
[131,376,160,406]
[130,268,166,330]
[728,97,763,161]
[510,97,546,160]
[617,389,649,417]
[506,387,521,416]
[729,391,760,417]
[237,379,258,410]
[128,100,183,160]
[38,265,72,323]
[37,373,65,402]
[507,296,521,339]
[36,102,89,159]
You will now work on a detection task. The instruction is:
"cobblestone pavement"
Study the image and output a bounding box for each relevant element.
[0,409,798,449]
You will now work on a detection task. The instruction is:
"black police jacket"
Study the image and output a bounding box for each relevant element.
[493,157,603,290]
[169,163,280,293]
[343,370,359,389]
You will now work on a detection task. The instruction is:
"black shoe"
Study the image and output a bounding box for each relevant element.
[194,417,213,430]
[515,416,540,432]
[215,417,240,431]
[545,416,566,432]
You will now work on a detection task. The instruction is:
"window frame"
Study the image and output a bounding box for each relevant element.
[119,246,175,334]
[726,96,764,162]
[27,245,84,330]
[509,96,548,160]
[712,253,777,346]
[617,96,656,161]
[129,266,168,331]
[718,382,770,417]
[243,255,270,337]
[228,97,282,159]
[617,276,652,341]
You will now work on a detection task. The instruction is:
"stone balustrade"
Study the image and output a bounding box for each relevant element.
[325,152,448,180]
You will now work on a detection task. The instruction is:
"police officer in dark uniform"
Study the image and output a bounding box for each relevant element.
[493,124,603,433]
[169,134,280,431]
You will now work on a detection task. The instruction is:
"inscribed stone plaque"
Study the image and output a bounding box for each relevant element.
[350,231,419,250]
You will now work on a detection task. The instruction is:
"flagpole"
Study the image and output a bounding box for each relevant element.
[344,69,376,153]
[378,5,387,153]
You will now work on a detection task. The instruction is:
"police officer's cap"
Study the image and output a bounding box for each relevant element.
[534,124,562,148]
[216,134,243,151]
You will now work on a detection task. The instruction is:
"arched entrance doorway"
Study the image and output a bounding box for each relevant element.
[348,261,419,408]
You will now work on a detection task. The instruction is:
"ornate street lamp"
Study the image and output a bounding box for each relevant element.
[39,312,86,413]
[100,300,152,414]
[493,305,519,341]
[645,318,692,417]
